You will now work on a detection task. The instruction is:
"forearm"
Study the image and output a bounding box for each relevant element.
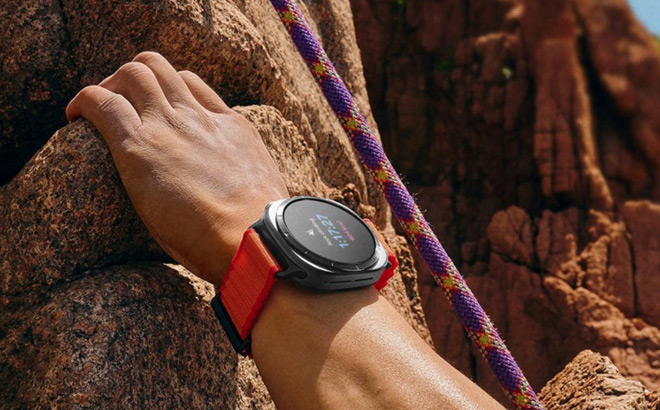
[64,52,501,408]
[251,282,504,410]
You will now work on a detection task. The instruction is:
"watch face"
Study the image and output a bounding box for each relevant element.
[281,198,376,266]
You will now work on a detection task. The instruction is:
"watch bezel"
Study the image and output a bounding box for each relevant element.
[253,196,390,291]
[276,197,379,271]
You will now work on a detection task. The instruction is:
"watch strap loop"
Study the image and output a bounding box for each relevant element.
[363,219,398,290]
[219,229,282,344]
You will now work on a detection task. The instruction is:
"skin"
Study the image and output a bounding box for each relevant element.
[66,51,504,410]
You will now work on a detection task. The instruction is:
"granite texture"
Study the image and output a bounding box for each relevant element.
[0,121,164,297]
[540,350,653,410]
[0,2,430,406]
[0,104,431,407]
[1,263,241,408]
[4,0,660,407]
[351,0,660,403]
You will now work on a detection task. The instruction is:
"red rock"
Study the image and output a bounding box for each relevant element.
[4,0,660,405]
[352,0,660,403]
[0,1,430,407]
[647,389,660,409]
[0,0,76,185]
[540,350,654,409]
[622,201,660,327]
[487,206,534,266]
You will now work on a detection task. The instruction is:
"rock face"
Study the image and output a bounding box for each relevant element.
[352,0,660,404]
[0,0,431,407]
[5,0,660,407]
[648,389,660,409]
[540,350,653,410]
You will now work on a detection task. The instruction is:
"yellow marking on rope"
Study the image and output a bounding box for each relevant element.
[376,169,388,182]
[283,11,294,23]
[313,62,325,76]
[515,394,528,406]
[479,334,491,346]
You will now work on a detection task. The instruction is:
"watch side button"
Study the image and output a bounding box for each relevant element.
[276,269,306,280]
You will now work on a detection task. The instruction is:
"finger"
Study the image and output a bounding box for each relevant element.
[99,62,170,116]
[65,85,141,148]
[179,70,230,113]
[132,51,197,108]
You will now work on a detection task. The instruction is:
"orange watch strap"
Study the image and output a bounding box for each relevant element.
[219,229,282,341]
[216,219,398,355]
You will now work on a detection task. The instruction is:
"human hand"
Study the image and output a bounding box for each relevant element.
[66,52,289,286]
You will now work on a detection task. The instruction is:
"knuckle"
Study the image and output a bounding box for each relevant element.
[96,93,122,113]
[174,106,213,132]
[133,51,163,64]
[77,85,99,100]
[178,70,195,79]
[116,61,151,81]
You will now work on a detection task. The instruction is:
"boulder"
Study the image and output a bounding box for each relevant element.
[540,350,653,410]
[0,1,430,407]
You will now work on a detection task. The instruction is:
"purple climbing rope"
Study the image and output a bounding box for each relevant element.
[268,1,543,409]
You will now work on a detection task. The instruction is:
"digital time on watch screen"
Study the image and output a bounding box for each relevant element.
[282,199,376,265]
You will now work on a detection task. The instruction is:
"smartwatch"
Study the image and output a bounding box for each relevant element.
[211,196,398,355]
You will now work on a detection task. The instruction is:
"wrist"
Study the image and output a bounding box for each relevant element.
[213,196,398,356]
[194,197,290,286]
[250,280,504,410]
[251,281,379,354]
[249,281,382,407]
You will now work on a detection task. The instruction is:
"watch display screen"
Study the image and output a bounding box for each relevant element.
[282,199,376,265]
